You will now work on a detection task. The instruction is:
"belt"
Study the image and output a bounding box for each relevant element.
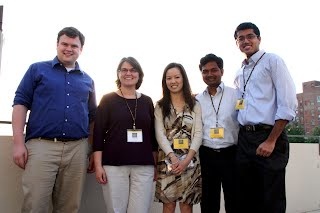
[201,145,236,153]
[240,124,273,132]
[39,137,81,142]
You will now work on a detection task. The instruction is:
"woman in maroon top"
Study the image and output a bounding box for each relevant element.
[93,57,158,213]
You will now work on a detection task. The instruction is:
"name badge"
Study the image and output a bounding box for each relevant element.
[173,138,189,149]
[210,127,224,138]
[127,129,143,142]
[235,99,245,110]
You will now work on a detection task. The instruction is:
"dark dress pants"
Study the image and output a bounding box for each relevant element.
[199,145,237,213]
[236,129,289,213]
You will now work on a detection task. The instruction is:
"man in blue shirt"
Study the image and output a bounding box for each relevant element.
[233,22,297,213]
[12,27,97,213]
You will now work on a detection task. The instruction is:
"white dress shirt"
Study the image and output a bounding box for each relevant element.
[234,50,298,126]
[196,82,239,149]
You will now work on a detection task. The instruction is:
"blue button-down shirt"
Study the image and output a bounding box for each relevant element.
[13,57,97,142]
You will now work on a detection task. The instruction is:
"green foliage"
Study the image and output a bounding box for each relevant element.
[286,124,305,135]
[286,124,305,143]
[305,136,319,143]
[312,126,320,136]
[305,127,320,143]
[285,123,320,143]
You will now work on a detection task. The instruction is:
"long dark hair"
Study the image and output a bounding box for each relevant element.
[158,62,195,119]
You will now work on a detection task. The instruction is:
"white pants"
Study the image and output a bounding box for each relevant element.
[102,165,154,213]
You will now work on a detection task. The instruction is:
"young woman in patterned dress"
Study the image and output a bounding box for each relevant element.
[154,62,202,213]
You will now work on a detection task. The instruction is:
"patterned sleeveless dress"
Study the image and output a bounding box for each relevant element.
[155,106,202,204]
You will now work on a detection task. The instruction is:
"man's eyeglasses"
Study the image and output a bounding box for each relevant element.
[236,34,258,43]
[119,68,137,74]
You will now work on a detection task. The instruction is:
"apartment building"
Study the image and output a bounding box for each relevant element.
[296,80,320,134]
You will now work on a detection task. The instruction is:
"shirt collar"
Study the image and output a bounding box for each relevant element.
[52,56,84,74]
[242,50,266,66]
[204,82,224,95]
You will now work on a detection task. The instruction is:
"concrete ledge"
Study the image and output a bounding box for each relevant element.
[1,136,320,213]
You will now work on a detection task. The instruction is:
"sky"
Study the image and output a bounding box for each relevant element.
[0,0,319,134]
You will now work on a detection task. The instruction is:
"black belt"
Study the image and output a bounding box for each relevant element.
[201,145,236,153]
[240,124,273,132]
[39,137,81,142]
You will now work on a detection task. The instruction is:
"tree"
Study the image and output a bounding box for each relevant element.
[306,126,320,143]
[286,123,305,143]
[312,126,320,136]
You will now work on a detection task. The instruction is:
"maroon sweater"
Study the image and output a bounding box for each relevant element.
[93,92,158,166]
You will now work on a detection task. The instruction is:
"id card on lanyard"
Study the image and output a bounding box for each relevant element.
[235,99,245,110]
[173,138,189,149]
[210,127,225,138]
[239,52,266,110]
[127,129,143,142]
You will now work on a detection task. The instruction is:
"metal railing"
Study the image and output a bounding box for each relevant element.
[0,120,11,124]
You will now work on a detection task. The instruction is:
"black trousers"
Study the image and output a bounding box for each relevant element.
[236,129,289,213]
[199,145,237,213]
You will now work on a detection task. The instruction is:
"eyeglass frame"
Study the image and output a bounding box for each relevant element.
[118,68,138,74]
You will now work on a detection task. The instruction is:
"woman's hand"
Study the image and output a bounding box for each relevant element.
[172,158,190,175]
[95,165,107,184]
[173,150,196,175]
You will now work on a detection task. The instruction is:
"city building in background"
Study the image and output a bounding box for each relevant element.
[296,80,320,135]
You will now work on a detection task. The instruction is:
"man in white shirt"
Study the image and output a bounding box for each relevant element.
[233,22,297,213]
[196,53,239,213]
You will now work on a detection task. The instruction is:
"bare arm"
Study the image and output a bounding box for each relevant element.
[256,119,288,157]
[93,151,107,184]
[266,120,288,142]
[12,105,28,169]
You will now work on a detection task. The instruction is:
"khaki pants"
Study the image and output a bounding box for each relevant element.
[22,138,89,213]
[102,165,154,213]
